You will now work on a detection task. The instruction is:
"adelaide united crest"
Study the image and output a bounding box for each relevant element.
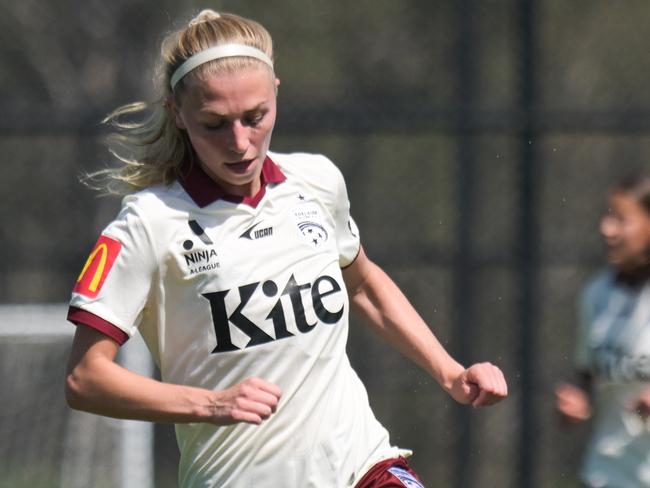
[292,201,329,248]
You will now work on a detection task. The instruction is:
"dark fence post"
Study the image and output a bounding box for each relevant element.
[453,1,477,487]
[517,0,539,487]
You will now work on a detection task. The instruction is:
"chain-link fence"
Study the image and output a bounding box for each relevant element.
[3,1,650,487]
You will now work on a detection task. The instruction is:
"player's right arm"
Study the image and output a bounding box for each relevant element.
[65,325,281,425]
[554,372,593,423]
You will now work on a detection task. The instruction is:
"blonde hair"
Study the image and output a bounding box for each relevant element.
[91,10,274,194]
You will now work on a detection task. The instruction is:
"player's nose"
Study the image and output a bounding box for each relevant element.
[228,121,250,154]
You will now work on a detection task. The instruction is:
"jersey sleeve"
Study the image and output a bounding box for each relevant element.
[330,159,361,267]
[68,198,157,344]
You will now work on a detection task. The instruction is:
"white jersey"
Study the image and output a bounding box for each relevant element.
[575,269,650,488]
[68,152,410,488]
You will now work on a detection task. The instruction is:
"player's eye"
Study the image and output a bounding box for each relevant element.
[244,112,265,127]
[202,119,226,131]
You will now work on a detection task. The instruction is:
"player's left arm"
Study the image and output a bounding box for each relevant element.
[342,246,508,407]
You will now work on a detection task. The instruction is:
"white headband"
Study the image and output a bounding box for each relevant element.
[170,43,274,90]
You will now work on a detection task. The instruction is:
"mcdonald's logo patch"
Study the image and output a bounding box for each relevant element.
[73,235,122,298]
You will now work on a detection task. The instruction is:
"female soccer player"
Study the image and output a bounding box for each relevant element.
[65,10,507,487]
[556,175,650,488]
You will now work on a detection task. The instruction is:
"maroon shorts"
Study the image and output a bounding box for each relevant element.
[355,457,426,488]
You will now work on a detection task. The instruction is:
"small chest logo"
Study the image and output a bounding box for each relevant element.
[184,248,220,275]
[293,202,329,248]
[182,220,220,275]
[240,221,274,240]
[298,221,328,247]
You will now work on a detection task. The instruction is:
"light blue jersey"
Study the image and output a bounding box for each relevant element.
[576,269,650,487]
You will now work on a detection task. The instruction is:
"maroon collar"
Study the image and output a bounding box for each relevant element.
[178,155,286,208]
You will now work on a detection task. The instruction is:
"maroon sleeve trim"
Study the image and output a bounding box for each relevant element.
[67,306,129,345]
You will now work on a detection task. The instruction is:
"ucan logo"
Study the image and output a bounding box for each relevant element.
[74,235,122,298]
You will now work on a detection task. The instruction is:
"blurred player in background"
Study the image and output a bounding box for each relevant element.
[64,9,507,488]
[556,175,650,488]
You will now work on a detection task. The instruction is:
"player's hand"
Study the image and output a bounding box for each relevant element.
[449,362,508,407]
[555,383,591,422]
[628,388,650,421]
[209,377,282,425]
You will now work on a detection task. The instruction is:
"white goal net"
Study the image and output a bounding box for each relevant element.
[0,304,154,488]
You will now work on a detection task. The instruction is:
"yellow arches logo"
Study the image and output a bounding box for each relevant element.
[77,243,108,292]
[73,235,122,298]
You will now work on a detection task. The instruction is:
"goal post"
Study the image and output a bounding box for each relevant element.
[0,304,154,488]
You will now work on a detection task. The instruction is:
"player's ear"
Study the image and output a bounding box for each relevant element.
[274,77,280,96]
[166,97,186,130]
